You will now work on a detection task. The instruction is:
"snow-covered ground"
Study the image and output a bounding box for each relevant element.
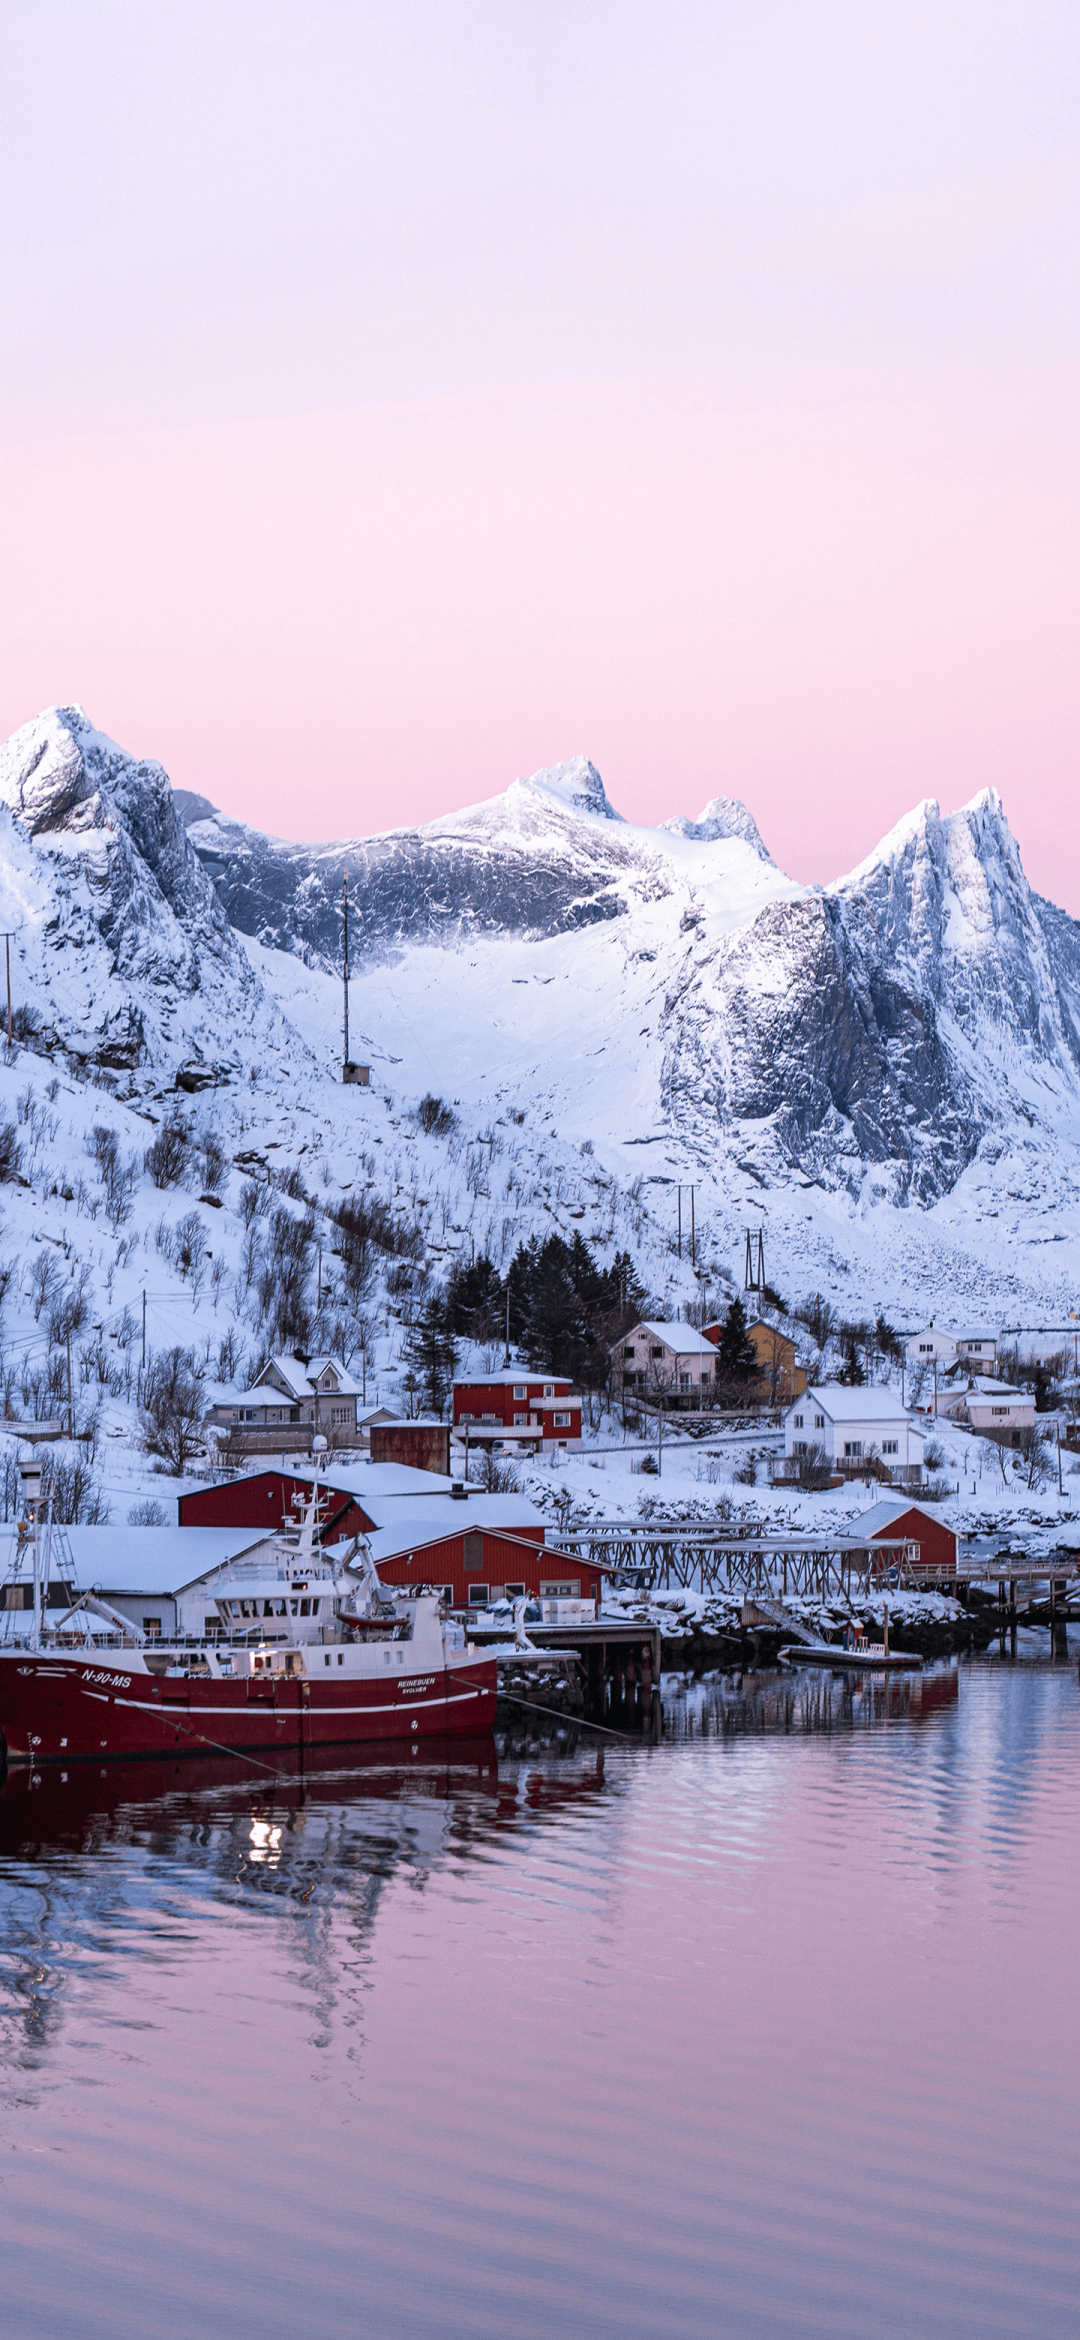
[0,700,1076,1535]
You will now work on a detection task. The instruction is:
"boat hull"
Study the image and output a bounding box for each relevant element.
[778,1643,923,1672]
[0,1652,498,1764]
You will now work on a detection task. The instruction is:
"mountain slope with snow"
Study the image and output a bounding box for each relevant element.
[0,705,1075,1353]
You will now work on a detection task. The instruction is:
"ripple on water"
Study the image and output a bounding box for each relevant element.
[0,1662,1078,2338]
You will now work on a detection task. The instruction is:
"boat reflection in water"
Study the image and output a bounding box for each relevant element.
[0,1728,611,1868]
[0,1734,504,1861]
[663,1658,960,1742]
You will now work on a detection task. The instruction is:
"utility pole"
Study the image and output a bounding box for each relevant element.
[0,930,18,1048]
[690,1186,696,1270]
[504,1282,511,1368]
[66,1329,73,1439]
[342,869,351,1074]
[142,1290,147,1370]
[677,1187,682,1259]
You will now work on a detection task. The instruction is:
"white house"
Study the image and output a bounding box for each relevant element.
[905,1325,998,1368]
[934,1376,1035,1445]
[784,1386,924,1482]
[613,1323,718,1408]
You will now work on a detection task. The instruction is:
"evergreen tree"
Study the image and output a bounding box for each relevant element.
[403,1294,458,1415]
[838,1334,865,1386]
[715,1297,757,1384]
[446,1253,503,1344]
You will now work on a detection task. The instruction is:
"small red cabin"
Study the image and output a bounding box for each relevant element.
[850,1500,958,1577]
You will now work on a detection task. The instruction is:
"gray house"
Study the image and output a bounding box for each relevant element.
[210,1354,362,1441]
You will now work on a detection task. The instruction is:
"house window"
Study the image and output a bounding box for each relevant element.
[540,1580,580,1598]
[992,1406,1009,1416]
[623,1347,635,1361]
[553,1412,570,1427]
[513,1384,526,1399]
[679,1374,690,1390]
[970,1342,982,1353]
[793,1414,804,1428]
[514,1413,528,1425]
[844,1442,862,1458]
[814,1414,824,1428]
[882,1440,898,1455]
[793,1440,807,1455]
[650,1346,664,1360]
[142,1617,162,1639]
[467,1584,489,1606]
[505,1582,525,1598]
[543,1384,554,1398]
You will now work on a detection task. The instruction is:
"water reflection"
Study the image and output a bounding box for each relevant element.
[2,1675,1080,2340]
[662,1660,960,1740]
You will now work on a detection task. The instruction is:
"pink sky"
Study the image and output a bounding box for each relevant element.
[2,2,1078,900]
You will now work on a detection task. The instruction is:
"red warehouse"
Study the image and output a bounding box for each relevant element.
[452,1370,582,1451]
[364,1496,605,1610]
[177,1463,454,1541]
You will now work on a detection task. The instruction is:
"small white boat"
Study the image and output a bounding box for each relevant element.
[778,1642,923,1673]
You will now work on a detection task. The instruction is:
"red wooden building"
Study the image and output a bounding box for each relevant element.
[452,1369,582,1449]
[850,1499,958,1577]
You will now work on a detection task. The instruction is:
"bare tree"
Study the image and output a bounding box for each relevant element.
[139,1346,207,1475]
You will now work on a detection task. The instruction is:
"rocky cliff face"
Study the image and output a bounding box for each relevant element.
[0,706,290,1078]
[181,755,1080,1210]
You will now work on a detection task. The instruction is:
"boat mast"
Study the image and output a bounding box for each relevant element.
[21,1461,43,1650]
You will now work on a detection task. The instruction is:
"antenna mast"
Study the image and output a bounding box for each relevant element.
[342,868,350,1075]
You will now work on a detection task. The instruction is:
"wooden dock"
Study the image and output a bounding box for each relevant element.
[548,1522,1080,1607]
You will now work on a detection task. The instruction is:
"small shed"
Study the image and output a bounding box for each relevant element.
[848,1499,958,1578]
[369,1420,451,1475]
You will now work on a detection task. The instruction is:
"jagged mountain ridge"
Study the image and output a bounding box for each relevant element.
[182,750,1080,1208]
[0,706,304,1081]
[0,705,1077,1327]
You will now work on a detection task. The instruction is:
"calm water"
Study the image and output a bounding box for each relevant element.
[1,1657,1078,2339]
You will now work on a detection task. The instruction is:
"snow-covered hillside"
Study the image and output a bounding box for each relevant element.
[178,734,1080,1324]
[0,695,1075,1523]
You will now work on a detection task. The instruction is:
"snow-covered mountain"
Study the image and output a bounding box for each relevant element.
[0,701,1076,1359]
[183,744,1080,1258]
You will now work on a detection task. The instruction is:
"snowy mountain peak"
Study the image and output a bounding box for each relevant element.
[0,705,300,1081]
[660,797,772,862]
[513,757,623,824]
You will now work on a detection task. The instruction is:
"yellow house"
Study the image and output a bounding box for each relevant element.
[700,1317,807,1399]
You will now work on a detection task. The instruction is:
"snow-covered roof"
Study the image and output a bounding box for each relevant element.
[848,1500,946,1538]
[625,1323,718,1357]
[249,1461,457,1500]
[61,1526,268,1596]
[253,1354,362,1400]
[794,1385,914,1422]
[359,1492,545,1564]
[965,1377,1031,1398]
[453,1369,575,1387]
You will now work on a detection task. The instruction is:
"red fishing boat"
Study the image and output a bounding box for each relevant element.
[0,1477,497,1766]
